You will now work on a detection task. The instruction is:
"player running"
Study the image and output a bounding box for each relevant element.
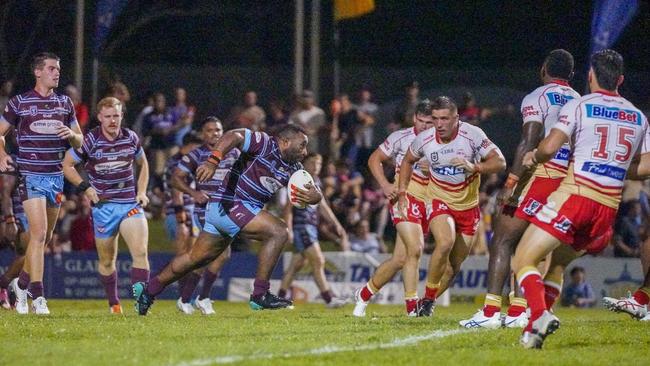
[352,100,435,317]
[133,125,322,314]
[514,49,649,348]
[460,49,580,328]
[62,97,150,314]
[163,132,202,314]
[278,153,349,308]
[0,52,83,315]
[399,96,506,317]
[171,116,240,315]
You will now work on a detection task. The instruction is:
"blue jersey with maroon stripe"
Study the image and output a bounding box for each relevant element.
[163,152,194,214]
[210,130,302,208]
[70,127,143,203]
[1,90,78,176]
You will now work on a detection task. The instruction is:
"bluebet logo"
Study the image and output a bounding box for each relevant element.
[546,92,574,106]
[586,104,641,124]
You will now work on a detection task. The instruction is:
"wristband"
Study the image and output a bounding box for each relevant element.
[504,173,519,189]
[207,150,223,166]
[77,181,91,192]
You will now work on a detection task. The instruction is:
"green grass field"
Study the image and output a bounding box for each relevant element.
[1,301,648,365]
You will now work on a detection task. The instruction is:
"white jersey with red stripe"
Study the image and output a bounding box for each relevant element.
[553,91,649,208]
[409,121,503,210]
[521,80,581,178]
[379,127,429,202]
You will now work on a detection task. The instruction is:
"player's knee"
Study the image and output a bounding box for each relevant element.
[271,225,289,245]
[219,246,232,262]
[435,239,455,256]
[98,257,116,272]
[392,253,407,268]
[311,254,325,269]
[30,229,47,246]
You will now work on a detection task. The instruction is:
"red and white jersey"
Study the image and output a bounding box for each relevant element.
[553,91,649,208]
[409,122,503,210]
[521,80,580,179]
[379,127,430,202]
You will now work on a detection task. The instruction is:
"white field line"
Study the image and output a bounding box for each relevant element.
[173,328,470,366]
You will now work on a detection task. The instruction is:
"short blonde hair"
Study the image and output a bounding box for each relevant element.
[96,96,122,112]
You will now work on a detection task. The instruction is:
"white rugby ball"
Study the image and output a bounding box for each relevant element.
[288,169,315,208]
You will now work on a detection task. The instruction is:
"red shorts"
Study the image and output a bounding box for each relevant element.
[515,176,562,222]
[427,199,480,236]
[525,190,616,254]
[389,193,429,234]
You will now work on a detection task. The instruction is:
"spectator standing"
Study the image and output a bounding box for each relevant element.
[170,87,195,146]
[66,85,89,132]
[142,93,180,178]
[391,81,419,131]
[289,90,326,155]
[354,88,378,172]
[265,99,289,133]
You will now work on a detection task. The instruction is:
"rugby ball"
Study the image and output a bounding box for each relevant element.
[288,169,315,208]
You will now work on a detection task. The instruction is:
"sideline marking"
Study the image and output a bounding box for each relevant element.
[174,328,470,366]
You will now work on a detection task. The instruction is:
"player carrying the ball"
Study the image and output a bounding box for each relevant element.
[134,125,322,314]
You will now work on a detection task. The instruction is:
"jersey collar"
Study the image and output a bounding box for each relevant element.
[549,79,569,86]
[593,89,620,97]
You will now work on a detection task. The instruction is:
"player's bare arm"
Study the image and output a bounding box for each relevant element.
[450,148,506,174]
[523,129,568,168]
[0,121,14,172]
[396,149,418,217]
[171,167,208,205]
[56,122,83,149]
[62,149,99,204]
[317,199,349,250]
[197,129,247,182]
[500,121,545,204]
[135,153,150,207]
[368,148,397,201]
[1,173,18,242]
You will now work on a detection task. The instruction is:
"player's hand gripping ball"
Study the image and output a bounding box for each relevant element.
[288,169,315,208]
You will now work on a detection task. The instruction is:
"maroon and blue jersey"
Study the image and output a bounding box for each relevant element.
[211,130,302,209]
[163,152,194,215]
[178,144,240,217]
[292,177,321,228]
[70,127,143,204]
[1,90,78,177]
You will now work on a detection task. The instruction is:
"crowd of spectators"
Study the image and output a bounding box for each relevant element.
[1,77,649,261]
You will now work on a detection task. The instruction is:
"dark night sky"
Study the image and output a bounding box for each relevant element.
[1,1,649,90]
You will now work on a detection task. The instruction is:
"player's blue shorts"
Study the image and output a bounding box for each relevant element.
[203,200,261,238]
[293,225,318,252]
[91,202,144,239]
[165,207,199,240]
[21,175,64,207]
[15,212,28,233]
[193,209,206,231]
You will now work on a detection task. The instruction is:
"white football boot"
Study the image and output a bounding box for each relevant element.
[31,297,50,315]
[459,309,502,329]
[520,311,560,349]
[352,288,368,317]
[194,297,216,315]
[504,312,529,328]
[603,293,648,320]
[10,278,29,315]
[176,298,195,314]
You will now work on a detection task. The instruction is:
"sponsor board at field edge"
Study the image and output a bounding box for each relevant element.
[0,250,643,302]
[227,253,643,305]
